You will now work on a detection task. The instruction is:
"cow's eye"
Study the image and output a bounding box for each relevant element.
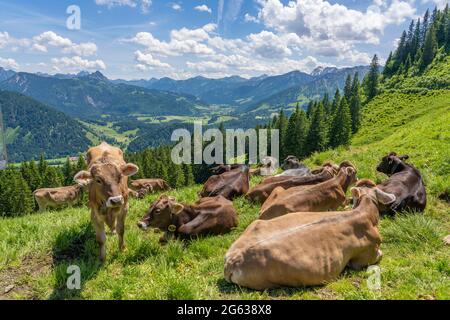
[96,178,102,184]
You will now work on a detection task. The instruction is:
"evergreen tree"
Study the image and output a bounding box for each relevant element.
[284,106,309,158]
[364,54,380,101]
[275,109,289,158]
[182,163,195,186]
[343,74,353,103]
[306,103,328,154]
[421,9,430,46]
[421,26,438,70]
[329,98,352,148]
[62,157,74,185]
[331,89,341,115]
[349,73,361,133]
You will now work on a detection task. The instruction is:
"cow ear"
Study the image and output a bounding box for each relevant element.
[74,171,92,185]
[399,155,409,161]
[121,163,139,177]
[346,167,356,176]
[350,187,361,199]
[375,188,396,205]
[171,202,184,215]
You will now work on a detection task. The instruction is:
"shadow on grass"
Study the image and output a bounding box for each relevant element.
[216,278,318,298]
[49,223,101,300]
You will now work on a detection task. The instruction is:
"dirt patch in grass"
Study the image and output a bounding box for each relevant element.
[0,254,52,300]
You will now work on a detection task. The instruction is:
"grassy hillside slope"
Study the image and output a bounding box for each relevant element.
[0,91,449,300]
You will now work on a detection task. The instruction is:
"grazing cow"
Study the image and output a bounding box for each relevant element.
[245,162,337,204]
[74,142,139,262]
[259,161,357,220]
[137,195,238,242]
[33,184,85,211]
[376,152,426,214]
[200,165,250,200]
[224,180,395,290]
[130,178,170,198]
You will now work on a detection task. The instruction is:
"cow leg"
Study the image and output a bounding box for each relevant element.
[178,214,211,237]
[92,215,107,262]
[116,206,127,251]
[348,245,382,270]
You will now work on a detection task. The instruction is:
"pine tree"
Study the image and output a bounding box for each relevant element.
[275,109,289,159]
[329,98,352,148]
[349,73,361,133]
[421,9,430,47]
[364,54,380,101]
[306,103,328,154]
[62,157,73,185]
[343,74,353,103]
[331,89,341,115]
[182,164,195,186]
[383,52,394,77]
[284,106,309,158]
[421,26,438,70]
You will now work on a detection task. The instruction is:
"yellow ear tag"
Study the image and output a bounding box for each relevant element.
[168,225,177,232]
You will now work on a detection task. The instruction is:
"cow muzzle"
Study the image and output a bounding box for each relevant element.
[106,195,124,208]
[137,221,148,230]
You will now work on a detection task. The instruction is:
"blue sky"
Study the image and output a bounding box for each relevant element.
[0,0,447,79]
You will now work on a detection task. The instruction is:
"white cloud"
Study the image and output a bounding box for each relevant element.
[0,57,19,70]
[63,42,98,56]
[51,56,106,72]
[422,0,449,9]
[95,0,152,13]
[171,3,182,11]
[135,50,172,69]
[195,4,212,13]
[256,0,416,45]
[244,13,259,23]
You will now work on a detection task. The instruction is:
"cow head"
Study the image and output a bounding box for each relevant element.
[351,179,396,208]
[282,156,301,170]
[74,162,139,209]
[338,164,358,190]
[312,162,339,176]
[376,152,409,175]
[137,195,184,231]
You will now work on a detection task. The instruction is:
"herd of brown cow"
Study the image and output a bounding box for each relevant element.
[33,143,433,290]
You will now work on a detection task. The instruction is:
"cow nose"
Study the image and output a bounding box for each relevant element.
[106,196,124,207]
[137,221,147,230]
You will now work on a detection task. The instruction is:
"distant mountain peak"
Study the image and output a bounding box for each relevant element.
[311,66,338,77]
[83,71,108,82]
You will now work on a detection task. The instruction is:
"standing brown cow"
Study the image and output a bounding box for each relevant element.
[74,142,139,262]
[33,183,85,211]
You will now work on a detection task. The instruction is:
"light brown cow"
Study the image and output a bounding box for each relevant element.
[130,178,170,198]
[245,162,338,203]
[259,162,357,220]
[259,162,356,220]
[74,142,139,262]
[33,184,85,211]
[137,195,238,243]
[224,180,396,290]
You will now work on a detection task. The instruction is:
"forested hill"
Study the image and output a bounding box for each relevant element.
[0,91,91,162]
[0,72,206,118]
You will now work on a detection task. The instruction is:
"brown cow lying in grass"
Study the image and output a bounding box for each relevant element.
[259,161,357,220]
[200,165,250,200]
[74,142,139,262]
[245,162,338,204]
[224,179,395,290]
[33,183,85,211]
[138,195,238,243]
[129,178,170,198]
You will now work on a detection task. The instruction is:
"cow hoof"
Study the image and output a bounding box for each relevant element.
[443,235,450,245]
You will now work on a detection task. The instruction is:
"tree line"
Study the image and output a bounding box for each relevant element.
[383,5,450,78]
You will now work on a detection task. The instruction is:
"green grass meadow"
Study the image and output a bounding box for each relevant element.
[0,91,449,300]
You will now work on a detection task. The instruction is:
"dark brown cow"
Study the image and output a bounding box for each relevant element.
[137,195,238,242]
[74,142,139,262]
[376,152,426,214]
[245,162,338,203]
[259,162,357,220]
[200,165,250,200]
[130,178,170,198]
